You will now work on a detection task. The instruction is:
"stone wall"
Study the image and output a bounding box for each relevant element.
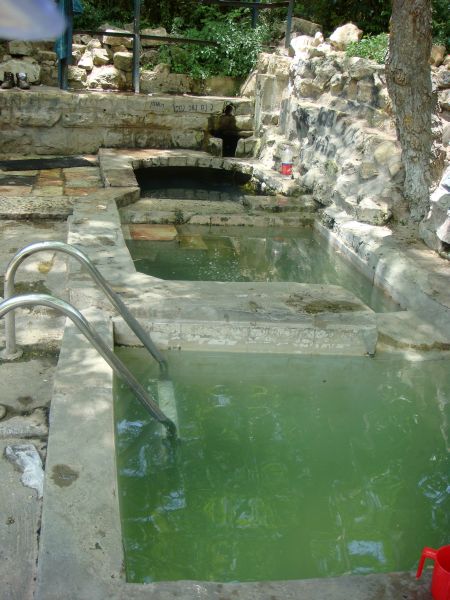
[0,29,242,96]
[0,90,253,155]
[252,27,449,239]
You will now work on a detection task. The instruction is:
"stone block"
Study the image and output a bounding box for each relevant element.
[347,57,376,80]
[87,65,127,90]
[68,66,87,89]
[373,141,400,166]
[113,51,133,72]
[78,51,94,71]
[356,197,391,225]
[37,50,57,63]
[359,161,379,180]
[92,48,110,67]
[102,28,133,49]
[207,136,223,157]
[8,41,33,56]
[235,136,260,158]
[141,27,168,47]
[329,23,362,50]
[430,44,446,67]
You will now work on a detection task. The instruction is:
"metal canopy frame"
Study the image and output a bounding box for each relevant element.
[59,0,294,92]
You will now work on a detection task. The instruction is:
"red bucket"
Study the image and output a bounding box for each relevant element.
[417,546,450,600]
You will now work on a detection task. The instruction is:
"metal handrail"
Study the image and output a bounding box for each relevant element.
[0,294,177,438]
[1,241,168,376]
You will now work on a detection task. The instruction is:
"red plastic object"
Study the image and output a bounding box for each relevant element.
[280,163,293,176]
[416,546,450,599]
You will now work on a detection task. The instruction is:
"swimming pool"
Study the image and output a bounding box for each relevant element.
[114,348,450,583]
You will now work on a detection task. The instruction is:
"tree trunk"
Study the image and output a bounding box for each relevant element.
[385,0,435,221]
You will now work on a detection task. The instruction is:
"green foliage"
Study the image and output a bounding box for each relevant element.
[160,8,271,79]
[73,0,132,29]
[432,0,450,48]
[346,33,389,64]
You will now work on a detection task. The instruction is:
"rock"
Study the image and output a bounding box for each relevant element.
[141,49,159,67]
[204,76,242,97]
[0,409,48,440]
[329,23,362,50]
[359,161,379,179]
[329,73,345,94]
[102,28,133,49]
[420,169,450,250]
[290,35,315,56]
[347,57,376,80]
[40,64,58,86]
[92,47,110,67]
[0,405,6,420]
[296,78,322,98]
[356,197,391,225]
[87,65,127,90]
[113,51,133,72]
[0,58,40,83]
[140,69,193,94]
[68,65,87,89]
[36,50,57,63]
[141,27,168,47]
[436,67,450,90]
[5,443,44,498]
[278,17,321,38]
[8,41,33,56]
[430,45,446,67]
[440,89,450,111]
[373,140,400,166]
[87,38,102,50]
[71,44,85,61]
[207,136,223,157]
[235,136,260,158]
[437,217,450,243]
[78,51,94,71]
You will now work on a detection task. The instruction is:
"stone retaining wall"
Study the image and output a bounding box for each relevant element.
[252,32,449,239]
[0,89,253,155]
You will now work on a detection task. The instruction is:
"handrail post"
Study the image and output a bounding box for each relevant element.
[0,294,177,438]
[132,0,141,93]
[1,241,168,374]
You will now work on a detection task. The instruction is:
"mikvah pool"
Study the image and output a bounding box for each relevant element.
[114,349,450,583]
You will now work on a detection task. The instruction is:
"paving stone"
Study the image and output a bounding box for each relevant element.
[178,234,208,249]
[0,186,32,196]
[129,224,178,240]
[32,187,65,196]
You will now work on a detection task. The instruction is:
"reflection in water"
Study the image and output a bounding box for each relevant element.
[114,350,450,583]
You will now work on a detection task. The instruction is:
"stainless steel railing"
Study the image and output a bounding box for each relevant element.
[0,293,177,438]
[1,241,168,376]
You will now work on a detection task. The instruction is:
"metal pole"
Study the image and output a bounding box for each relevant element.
[285,0,294,48]
[132,0,141,93]
[251,0,260,28]
[0,294,177,438]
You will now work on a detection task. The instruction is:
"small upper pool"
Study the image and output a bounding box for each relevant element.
[125,225,400,312]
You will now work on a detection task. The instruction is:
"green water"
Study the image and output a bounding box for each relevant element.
[114,349,450,583]
[126,226,400,312]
